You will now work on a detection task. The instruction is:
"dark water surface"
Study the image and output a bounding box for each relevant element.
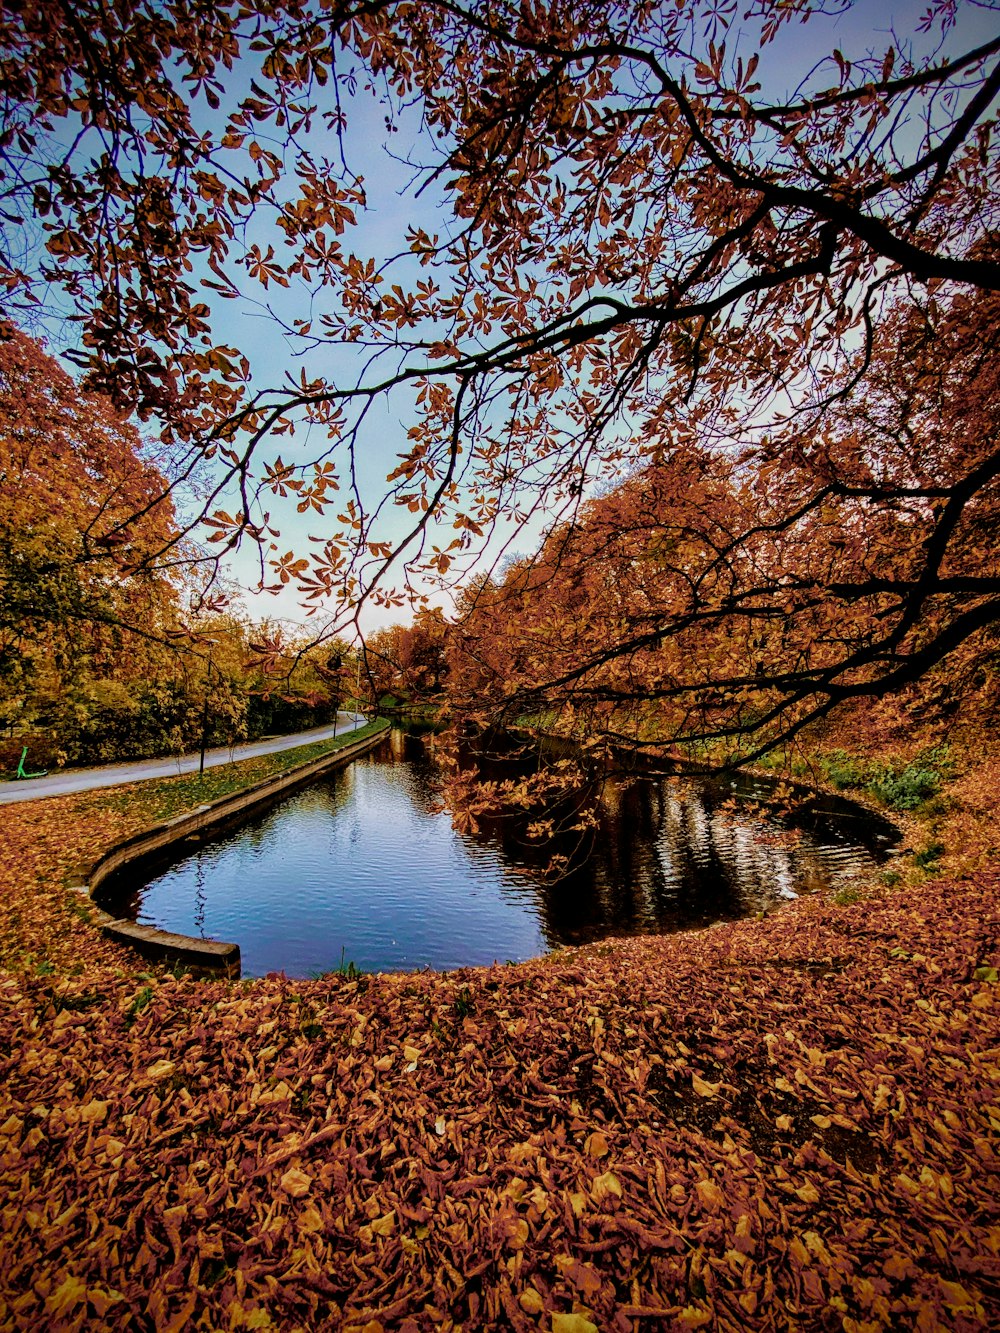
[103,730,897,977]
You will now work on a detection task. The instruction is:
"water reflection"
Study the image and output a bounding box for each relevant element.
[102,731,895,977]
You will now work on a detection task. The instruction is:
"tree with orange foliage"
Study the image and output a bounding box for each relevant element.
[448,281,1000,759]
[0,324,183,733]
[2,0,998,740]
[0,326,180,647]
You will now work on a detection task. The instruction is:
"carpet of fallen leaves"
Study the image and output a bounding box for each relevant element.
[1,785,999,1331]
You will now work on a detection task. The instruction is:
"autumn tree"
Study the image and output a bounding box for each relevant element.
[0,324,185,724]
[447,278,1000,758]
[2,0,999,742]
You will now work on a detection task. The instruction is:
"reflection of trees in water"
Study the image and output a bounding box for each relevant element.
[411,738,889,948]
[193,853,207,937]
[385,734,440,810]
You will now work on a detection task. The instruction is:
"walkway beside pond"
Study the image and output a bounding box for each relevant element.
[0,713,367,805]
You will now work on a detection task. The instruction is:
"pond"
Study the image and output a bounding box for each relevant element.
[99,728,898,977]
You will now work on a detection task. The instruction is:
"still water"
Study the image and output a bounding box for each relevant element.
[102,729,897,977]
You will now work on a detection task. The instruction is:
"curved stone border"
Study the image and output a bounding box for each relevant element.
[67,721,391,978]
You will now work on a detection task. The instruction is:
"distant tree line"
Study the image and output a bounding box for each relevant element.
[0,327,356,770]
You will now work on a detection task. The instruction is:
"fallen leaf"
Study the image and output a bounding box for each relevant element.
[279,1167,312,1198]
[695,1178,725,1210]
[519,1288,544,1314]
[592,1171,622,1202]
[584,1131,609,1158]
[552,1315,598,1333]
[692,1072,721,1098]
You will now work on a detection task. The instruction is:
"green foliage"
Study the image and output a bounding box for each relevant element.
[125,985,154,1027]
[869,749,950,810]
[2,632,366,773]
[336,949,363,981]
[819,745,952,811]
[92,719,388,822]
[820,750,868,791]
[833,887,863,906]
[913,841,945,871]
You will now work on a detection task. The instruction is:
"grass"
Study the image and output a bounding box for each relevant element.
[814,744,953,811]
[96,718,389,824]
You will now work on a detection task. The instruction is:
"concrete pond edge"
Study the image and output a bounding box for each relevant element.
[67,721,392,978]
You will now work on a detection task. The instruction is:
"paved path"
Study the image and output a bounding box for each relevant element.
[0,713,369,806]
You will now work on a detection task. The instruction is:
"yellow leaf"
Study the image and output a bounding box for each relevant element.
[592,1171,622,1202]
[519,1288,545,1314]
[692,1073,721,1098]
[568,1192,587,1217]
[279,1167,312,1198]
[507,1218,529,1249]
[795,1182,820,1204]
[371,1211,395,1237]
[696,1179,725,1211]
[79,1100,108,1123]
[403,1044,420,1062]
[45,1274,87,1316]
[374,1055,394,1071]
[883,1254,916,1280]
[552,1316,598,1333]
[677,1309,712,1329]
[829,1113,857,1130]
[938,1279,978,1312]
[810,1114,832,1129]
[775,1114,793,1131]
[146,1059,175,1081]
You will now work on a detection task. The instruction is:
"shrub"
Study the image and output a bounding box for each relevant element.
[869,746,953,811]
[821,750,869,790]
[819,744,952,811]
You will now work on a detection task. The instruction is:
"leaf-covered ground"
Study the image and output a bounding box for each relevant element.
[1,774,999,1330]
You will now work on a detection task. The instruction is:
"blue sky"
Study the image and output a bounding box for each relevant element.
[25,0,1000,640]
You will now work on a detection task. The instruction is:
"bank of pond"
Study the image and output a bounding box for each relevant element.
[97,727,898,977]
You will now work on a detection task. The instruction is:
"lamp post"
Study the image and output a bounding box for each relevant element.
[198,644,217,779]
